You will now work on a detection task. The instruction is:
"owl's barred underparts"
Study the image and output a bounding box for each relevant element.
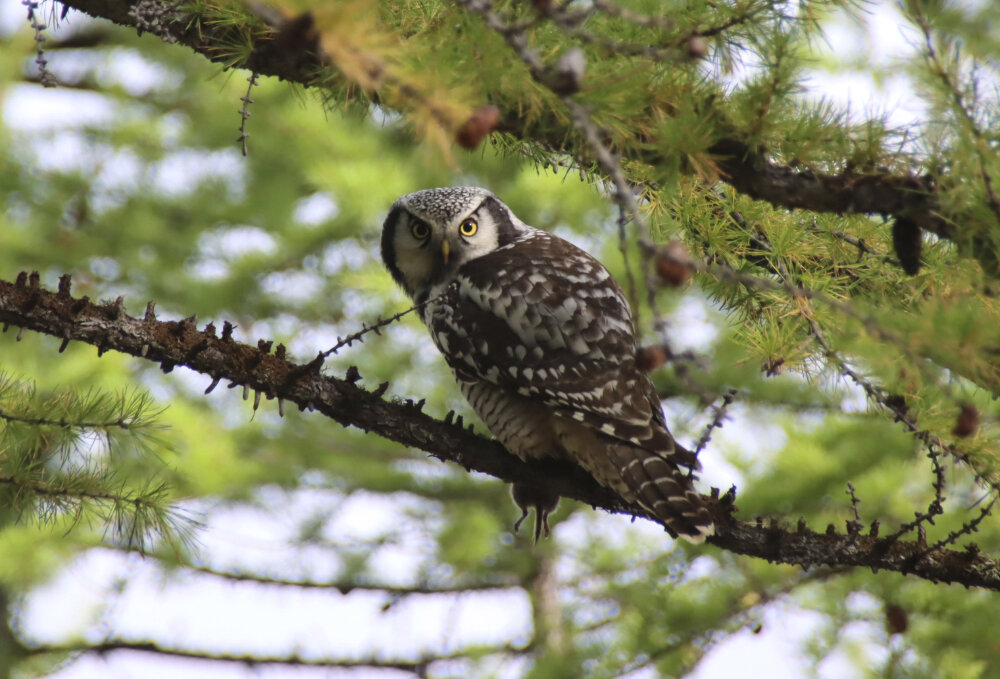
[380,187,714,543]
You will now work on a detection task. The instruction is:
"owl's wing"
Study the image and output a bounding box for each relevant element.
[424,231,699,471]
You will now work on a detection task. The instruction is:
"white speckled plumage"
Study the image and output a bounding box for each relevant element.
[381,187,713,542]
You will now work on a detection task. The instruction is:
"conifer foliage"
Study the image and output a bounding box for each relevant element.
[1,0,999,677]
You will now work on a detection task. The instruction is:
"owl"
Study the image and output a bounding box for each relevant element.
[381,187,714,543]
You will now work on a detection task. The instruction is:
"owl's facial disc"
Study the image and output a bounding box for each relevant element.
[381,187,522,301]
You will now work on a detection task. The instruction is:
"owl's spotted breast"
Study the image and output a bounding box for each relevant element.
[454,230,634,357]
[424,231,680,455]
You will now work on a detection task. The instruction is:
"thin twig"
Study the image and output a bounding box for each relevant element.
[23,0,57,87]
[925,497,996,554]
[24,638,533,673]
[845,482,862,523]
[183,562,520,595]
[883,446,947,545]
[237,71,258,156]
[693,389,736,455]
[616,206,641,331]
[322,297,434,358]
[0,409,137,431]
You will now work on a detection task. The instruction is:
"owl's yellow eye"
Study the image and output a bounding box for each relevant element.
[459,218,478,237]
[410,221,430,240]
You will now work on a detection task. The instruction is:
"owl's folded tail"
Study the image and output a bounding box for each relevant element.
[608,445,715,543]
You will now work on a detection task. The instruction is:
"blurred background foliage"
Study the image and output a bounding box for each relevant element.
[1,0,999,677]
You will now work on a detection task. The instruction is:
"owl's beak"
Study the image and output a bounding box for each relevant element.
[441,239,451,264]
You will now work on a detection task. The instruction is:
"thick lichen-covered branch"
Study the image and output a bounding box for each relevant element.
[2,272,1000,589]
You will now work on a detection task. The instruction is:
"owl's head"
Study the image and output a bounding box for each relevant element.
[381,187,527,300]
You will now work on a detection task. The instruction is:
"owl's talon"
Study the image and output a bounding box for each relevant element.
[513,508,529,534]
[533,507,553,544]
[514,506,553,544]
[510,481,559,543]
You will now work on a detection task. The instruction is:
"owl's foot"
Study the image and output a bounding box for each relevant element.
[510,481,560,543]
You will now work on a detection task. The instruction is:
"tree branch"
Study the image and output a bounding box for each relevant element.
[3,273,1000,589]
[25,637,531,673]
[58,0,320,81]
[174,561,521,596]
[707,138,951,240]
